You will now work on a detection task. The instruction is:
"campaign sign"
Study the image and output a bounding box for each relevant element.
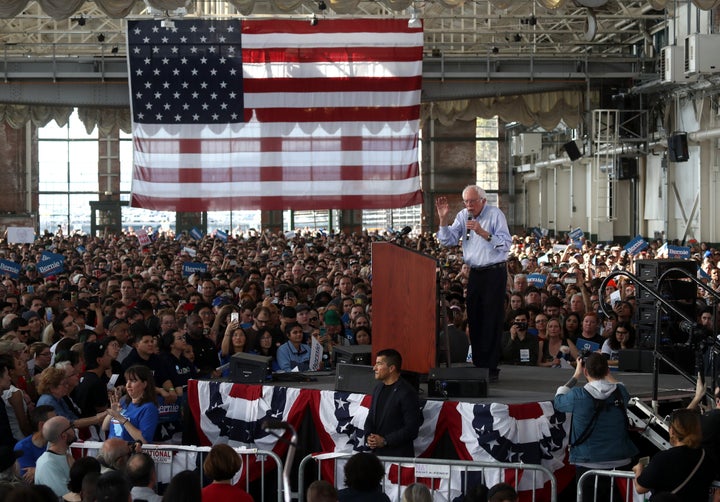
[309,336,323,371]
[527,273,547,287]
[136,228,151,248]
[189,227,203,240]
[667,245,691,259]
[37,251,64,277]
[182,261,207,277]
[6,227,35,244]
[569,227,584,241]
[624,235,649,256]
[216,229,228,242]
[0,260,21,279]
[182,247,197,257]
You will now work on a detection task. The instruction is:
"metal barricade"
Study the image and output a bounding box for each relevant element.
[298,453,558,502]
[576,469,636,502]
[71,441,285,502]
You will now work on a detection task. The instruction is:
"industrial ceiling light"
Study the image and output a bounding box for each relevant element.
[72,15,86,26]
[583,10,597,42]
[110,46,119,54]
[97,33,105,43]
[318,0,327,10]
[536,0,566,9]
[691,0,720,9]
[310,13,318,26]
[408,6,422,28]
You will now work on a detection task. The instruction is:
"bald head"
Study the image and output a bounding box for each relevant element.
[42,415,70,444]
[98,438,132,471]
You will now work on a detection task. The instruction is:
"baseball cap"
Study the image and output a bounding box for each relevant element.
[22,310,40,322]
[324,309,341,326]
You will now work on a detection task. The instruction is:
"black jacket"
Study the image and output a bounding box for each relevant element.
[363,377,421,457]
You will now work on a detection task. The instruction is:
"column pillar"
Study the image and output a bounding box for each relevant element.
[0,122,37,230]
[420,118,477,233]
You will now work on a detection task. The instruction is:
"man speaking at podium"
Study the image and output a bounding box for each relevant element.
[436,185,511,382]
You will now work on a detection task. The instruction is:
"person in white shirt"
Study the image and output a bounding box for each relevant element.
[35,415,76,498]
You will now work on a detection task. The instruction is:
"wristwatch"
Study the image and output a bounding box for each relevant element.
[485,233,492,242]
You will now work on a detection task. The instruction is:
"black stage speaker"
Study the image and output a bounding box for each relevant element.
[229,352,271,384]
[333,345,372,366]
[335,363,376,395]
[617,157,639,180]
[563,140,582,161]
[668,132,689,162]
[428,367,488,398]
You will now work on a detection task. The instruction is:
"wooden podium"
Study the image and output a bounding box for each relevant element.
[371,242,438,374]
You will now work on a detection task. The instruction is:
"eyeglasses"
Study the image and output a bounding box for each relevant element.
[309,317,319,322]
[463,198,484,205]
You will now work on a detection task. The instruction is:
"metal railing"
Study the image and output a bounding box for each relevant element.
[298,453,557,502]
[70,441,285,502]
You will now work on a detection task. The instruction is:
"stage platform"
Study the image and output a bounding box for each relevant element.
[255,363,696,405]
[186,365,694,501]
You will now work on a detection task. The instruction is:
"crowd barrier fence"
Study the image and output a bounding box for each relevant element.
[573,466,720,502]
[297,452,558,502]
[70,441,285,502]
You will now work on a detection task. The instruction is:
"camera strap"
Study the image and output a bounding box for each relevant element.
[570,387,627,448]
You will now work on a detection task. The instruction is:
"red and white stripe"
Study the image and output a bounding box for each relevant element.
[130,19,423,211]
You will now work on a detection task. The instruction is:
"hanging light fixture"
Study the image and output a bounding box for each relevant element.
[691,0,720,9]
[536,0,566,10]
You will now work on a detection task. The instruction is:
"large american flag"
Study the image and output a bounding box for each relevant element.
[126,19,423,212]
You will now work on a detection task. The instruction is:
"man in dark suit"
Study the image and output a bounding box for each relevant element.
[364,348,421,457]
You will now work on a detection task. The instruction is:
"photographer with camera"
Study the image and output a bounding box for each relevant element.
[554,352,637,502]
[501,309,538,366]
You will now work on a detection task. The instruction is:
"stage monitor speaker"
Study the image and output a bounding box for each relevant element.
[668,132,689,162]
[229,352,271,384]
[333,344,372,366]
[335,363,376,395]
[563,140,582,161]
[617,157,639,180]
[428,367,488,398]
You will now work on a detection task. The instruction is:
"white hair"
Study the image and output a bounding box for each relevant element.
[462,185,487,200]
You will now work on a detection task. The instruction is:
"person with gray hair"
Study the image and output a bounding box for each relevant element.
[307,480,338,502]
[96,437,132,473]
[401,483,432,502]
[126,452,161,502]
[35,415,76,497]
[436,185,512,383]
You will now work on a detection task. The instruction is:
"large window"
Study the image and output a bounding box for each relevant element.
[38,111,99,234]
[476,117,499,205]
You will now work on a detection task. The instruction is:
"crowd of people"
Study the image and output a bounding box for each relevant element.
[0,219,718,500]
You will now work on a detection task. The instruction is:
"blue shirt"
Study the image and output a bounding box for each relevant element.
[437,204,511,267]
[108,401,159,443]
[275,341,311,371]
[37,393,78,421]
[14,434,46,472]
